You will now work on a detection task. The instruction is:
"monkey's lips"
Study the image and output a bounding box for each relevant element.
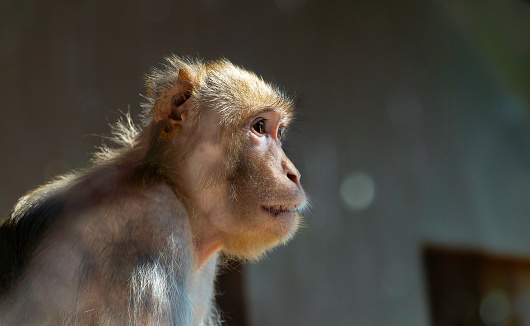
[261,204,301,217]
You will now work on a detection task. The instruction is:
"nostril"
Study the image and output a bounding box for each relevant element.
[287,172,298,184]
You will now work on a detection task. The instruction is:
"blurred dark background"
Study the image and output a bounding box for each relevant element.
[1,0,530,325]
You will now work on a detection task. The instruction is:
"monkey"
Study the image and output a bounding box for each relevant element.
[0,56,307,325]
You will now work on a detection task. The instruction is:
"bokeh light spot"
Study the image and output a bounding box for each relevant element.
[340,171,376,211]
[479,289,511,325]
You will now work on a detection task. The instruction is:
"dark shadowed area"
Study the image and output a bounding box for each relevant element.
[1,0,530,325]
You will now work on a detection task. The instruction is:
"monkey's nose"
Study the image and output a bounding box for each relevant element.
[283,159,302,188]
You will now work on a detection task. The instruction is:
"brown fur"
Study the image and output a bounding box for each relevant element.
[0,55,306,325]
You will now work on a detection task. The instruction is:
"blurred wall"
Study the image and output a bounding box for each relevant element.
[1,0,530,325]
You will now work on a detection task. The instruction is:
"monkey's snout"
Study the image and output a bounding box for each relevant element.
[282,158,301,187]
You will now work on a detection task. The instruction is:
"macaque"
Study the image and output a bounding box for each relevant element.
[0,56,306,325]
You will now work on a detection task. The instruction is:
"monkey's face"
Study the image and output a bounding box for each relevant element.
[222,108,306,259]
[184,107,306,260]
[228,109,306,233]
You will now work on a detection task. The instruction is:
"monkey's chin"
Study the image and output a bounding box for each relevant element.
[221,209,301,261]
[259,204,302,241]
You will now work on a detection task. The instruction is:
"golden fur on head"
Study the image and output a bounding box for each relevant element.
[143,55,295,128]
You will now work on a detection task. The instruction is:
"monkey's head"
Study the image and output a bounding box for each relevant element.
[146,56,307,260]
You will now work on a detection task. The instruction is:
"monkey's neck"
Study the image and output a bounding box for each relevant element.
[193,232,223,270]
[186,204,226,270]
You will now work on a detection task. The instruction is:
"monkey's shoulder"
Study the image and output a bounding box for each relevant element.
[5,169,187,233]
[0,171,189,296]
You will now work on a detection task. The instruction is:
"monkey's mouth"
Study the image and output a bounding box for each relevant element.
[262,204,300,217]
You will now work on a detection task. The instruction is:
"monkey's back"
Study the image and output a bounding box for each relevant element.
[0,177,70,296]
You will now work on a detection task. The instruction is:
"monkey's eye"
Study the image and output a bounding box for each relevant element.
[252,120,265,134]
[277,128,283,140]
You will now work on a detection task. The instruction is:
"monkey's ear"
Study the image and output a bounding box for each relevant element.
[154,69,194,138]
